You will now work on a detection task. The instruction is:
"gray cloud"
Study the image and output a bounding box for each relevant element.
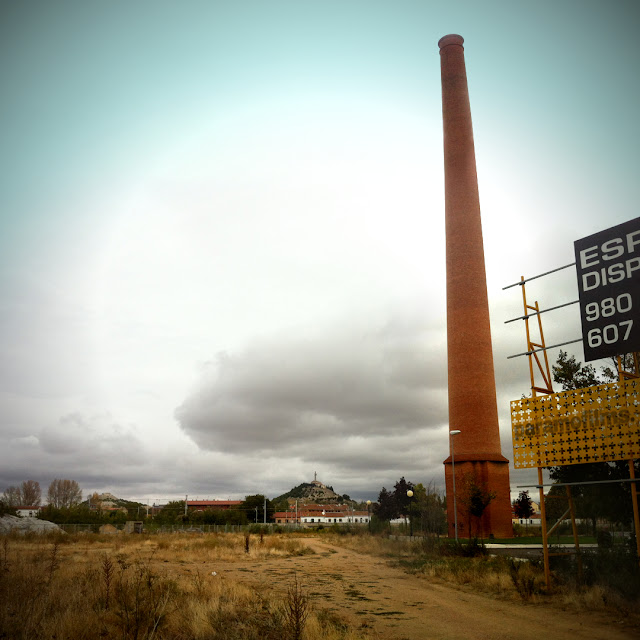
[38,412,143,462]
[175,318,449,460]
[0,412,145,488]
[0,309,456,503]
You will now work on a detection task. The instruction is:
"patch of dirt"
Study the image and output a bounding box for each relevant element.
[201,537,639,640]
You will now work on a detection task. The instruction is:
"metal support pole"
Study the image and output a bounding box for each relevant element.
[538,467,550,587]
[406,490,414,538]
[547,508,572,537]
[409,499,413,538]
[629,460,640,569]
[502,262,576,290]
[619,356,640,568]
[566,485,582,580]
[452,438,458,541]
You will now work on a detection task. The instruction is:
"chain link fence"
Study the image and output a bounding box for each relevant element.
[57,522,303,534]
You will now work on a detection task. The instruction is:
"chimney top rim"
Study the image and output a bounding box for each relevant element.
[438,34,464,49]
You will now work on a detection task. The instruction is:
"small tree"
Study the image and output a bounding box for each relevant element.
[392,477,415,520]
[552,349,600,390]
[513,491,534,532]
[20,480,41,507]
[241,494,274,523]
[47,479,82,509]
[1,486,22,507]
[459,473,496,539]
[154,500,187,524]
[415,481,447,535]
[373,477,416,527]
[283,575,309,640]
[374,487,398,522]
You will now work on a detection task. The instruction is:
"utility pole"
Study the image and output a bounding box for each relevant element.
[263,496,267,524]
[185,495,188,518]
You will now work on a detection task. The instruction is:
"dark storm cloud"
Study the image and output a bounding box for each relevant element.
[38,412,143,462]
[175,319,449,457]
[0,412,146,489]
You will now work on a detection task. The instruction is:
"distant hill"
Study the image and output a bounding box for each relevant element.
[273,479,352,507]
[84,492,145,511]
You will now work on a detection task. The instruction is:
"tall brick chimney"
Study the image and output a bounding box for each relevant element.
[439,34,513,539]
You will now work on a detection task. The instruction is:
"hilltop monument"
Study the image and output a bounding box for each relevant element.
[439,34,513,538]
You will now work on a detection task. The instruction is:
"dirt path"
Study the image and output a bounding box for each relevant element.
[209,537,638,640]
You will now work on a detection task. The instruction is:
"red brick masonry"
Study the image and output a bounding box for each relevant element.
[439,34,513,539]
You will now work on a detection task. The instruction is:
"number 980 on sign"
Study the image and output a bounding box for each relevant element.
[584,293,632,321]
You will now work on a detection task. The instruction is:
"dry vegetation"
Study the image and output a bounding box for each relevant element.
[3,529,639,639]
[320,535,541,598]
[320,532,640,615]
[0,532,369,640]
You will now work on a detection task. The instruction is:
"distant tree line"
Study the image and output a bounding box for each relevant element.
[1,478,85,519]
[152,495,275,526]
[1,484,281,526]
[1,478,84,511]
[373,477,447,535]
[0,479,42,511]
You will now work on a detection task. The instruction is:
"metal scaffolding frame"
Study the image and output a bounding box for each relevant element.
[505,268,640,586]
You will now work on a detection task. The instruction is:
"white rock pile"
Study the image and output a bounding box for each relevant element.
[0,515,64,535]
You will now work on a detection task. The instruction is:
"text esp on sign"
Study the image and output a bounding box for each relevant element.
[574,217,640,362]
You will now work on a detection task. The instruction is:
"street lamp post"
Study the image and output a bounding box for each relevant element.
[407,490,414,538]
[450,429,461,541]
[366,500,372,533]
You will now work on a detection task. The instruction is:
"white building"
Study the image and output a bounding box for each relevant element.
[16,506,41,517]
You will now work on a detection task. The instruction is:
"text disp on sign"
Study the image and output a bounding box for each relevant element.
[574,217,640,362]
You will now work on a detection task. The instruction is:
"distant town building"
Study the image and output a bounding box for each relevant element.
[186,500,243,512]
[15,506,41,518]
[274,503,370,526]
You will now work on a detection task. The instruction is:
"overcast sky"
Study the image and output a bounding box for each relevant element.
[1,0,639,505]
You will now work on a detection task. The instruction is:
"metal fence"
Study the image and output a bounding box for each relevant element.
[58,523,303,534]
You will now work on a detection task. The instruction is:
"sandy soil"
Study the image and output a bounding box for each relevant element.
[207,537,639,640]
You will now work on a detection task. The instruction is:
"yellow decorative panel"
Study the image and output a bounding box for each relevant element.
[511,379,640,469]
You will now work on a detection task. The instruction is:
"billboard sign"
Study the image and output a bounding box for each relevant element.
[511,379,640,469]
[575,217,640,362]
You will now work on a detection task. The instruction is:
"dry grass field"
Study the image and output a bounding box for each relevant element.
[0,531,367,640]
[2,530,639,639]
